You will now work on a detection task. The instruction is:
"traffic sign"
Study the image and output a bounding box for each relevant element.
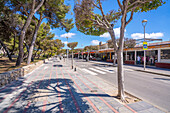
[143,42,148,50]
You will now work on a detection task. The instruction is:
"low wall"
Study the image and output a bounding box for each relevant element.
[155,62,170,69]
[0,59,48,87]
[124,60,135,65]
[0,68,24,87]
[106,59,113,63]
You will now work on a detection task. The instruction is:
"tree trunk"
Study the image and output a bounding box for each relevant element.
[38,50,42,59]
[87,51,90,61]
[33,47,40,59]
[11,33,16,55]
[24,40,29,54]
[0,40,12,61]
[72,50,73,69]
[117,49,125,101]
[78,52,79,59]
[117,8,126,101]
[108,25,125,101]
[16,0,44,66]
[16,12,35,66]
[113,52,117,65]
[109,29,118,66]
[27,18,42,64]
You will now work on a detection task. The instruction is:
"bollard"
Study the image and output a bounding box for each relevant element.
[74,67,76,71]
[72,66,74,69]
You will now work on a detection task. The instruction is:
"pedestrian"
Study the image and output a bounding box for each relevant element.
[137,56,141,64]
[150,56,154,65]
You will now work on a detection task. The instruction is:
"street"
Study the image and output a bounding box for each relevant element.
[72,58,170,112]
[0,57,165,113]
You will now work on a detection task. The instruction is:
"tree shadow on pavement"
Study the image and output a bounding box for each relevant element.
[0,76,28,100]
[1,78,91,113]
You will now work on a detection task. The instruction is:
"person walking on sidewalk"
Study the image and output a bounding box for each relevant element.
[150,55,154,65]
[137,56,141,65]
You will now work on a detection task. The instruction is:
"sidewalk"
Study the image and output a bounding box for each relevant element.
[60,59,165,113]
[0,58,164,112]
[89,60,170,77]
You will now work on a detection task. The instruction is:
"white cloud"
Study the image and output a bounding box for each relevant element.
[131,32,164,39]
[114,27,122,37]
[62,41,68,44]
[99,27,126,38]
[60,33,76,38]
[100,32,110,38]
[91,40,106,45]
[91,40,100,45]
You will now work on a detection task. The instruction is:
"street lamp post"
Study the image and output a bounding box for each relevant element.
[66,37,68,62]
[142,19,147,70]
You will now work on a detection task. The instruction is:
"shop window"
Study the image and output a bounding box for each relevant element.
[161,49,170,59]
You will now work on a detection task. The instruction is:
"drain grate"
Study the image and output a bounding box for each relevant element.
[91,90,97,92]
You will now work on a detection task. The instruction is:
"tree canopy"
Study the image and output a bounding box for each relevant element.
[67,42,78,50]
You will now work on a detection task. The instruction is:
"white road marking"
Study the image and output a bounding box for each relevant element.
[89,68,106,74]
[125,69,134,72]
[106,67,116,72]
[44,66,48,69]
[81,68,98,75]
[94,67,114,73]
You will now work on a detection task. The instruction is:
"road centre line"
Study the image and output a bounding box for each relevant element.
[89,68,106,74]
[81,68,98,75]
[64,68,100,113]
[94,67,114,73]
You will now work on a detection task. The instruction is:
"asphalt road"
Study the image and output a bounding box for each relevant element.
[70,58,170,112]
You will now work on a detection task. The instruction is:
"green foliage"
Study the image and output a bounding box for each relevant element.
[84,45,99,51]
[67,42,78,50]
[74,0,119,36]
[43,0,74,32]
[34,23,64,56]
[139,0,166,12]
[74,0,165,37]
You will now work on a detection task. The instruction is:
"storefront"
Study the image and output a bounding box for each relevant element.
[124,41,170,68]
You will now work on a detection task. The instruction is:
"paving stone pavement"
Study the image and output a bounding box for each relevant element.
[0,58,165,113]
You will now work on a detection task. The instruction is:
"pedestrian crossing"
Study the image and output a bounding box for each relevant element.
[89,68,106,74]
[79,67,115,75]
[79,66,134,75]
[94,67,114,73]
[81,68,98,75]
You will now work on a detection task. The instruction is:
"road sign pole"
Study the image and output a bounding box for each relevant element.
[144,50,146,70]
[142,19,147,70]
[144,25,146,70]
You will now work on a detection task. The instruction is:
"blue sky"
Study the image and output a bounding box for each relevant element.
[50,0,170,49]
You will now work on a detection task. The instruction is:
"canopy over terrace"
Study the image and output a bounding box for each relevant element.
[124,41,170,68]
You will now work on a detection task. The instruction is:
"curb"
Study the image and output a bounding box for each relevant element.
[132,69,170,77]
